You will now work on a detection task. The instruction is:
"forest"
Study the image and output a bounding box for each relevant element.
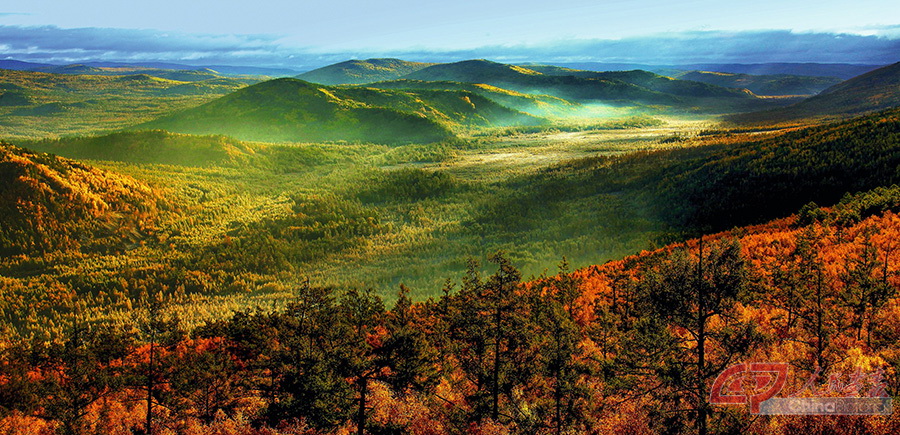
[2,190,900,434]
[2,59,900,434]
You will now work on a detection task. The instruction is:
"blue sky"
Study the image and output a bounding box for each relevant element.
[1,0,899,69]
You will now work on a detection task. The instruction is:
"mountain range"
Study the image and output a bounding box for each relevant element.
[137,78,541,144]
[730,61,900,123]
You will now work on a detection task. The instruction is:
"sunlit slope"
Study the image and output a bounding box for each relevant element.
[403,59,680,105]
[365,79,581,117]
[730,62,900,123]
[296,58,435,85]
[527,65,754,98]
[139,78,542,143]
[0,143,159,255]
[0,68,254,138]
[482,107,900,241]
[19,130,258,167]
[402,59,784,112]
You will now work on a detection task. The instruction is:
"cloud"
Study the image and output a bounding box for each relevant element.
[0,25,898,70]
[383,30,900,65]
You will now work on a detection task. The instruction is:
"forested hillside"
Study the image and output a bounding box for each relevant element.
[0,143,159,255]
[1,188,899,434]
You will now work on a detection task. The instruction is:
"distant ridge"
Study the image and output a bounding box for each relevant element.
[729,61,900,123]
[138,78,541,144]
[296,58,435,85]
[675,71,842,96]
[552,62,884,80]
[0,59,300,77]
[403,59,681,105]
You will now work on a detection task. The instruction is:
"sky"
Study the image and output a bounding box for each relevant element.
[1,0,899,70]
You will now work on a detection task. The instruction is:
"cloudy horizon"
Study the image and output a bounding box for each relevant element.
[1,0,899,70]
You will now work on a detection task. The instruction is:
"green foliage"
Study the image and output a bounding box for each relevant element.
[0,68,251,139]
[677,71,842,96]
[0,143,158,255]
[19,130,256,167]
[197,193,381,272]
[356,167,460,204]
[296,58,434,85]
[139,78,545,144]
[660,108,900,232]
[731,61,900,123]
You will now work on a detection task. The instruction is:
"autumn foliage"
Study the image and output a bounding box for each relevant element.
[1,192,900,434]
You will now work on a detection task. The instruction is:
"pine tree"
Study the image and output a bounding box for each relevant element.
[635,238,760,435]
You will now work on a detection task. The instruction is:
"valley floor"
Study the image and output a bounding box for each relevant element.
[2,114,746,333]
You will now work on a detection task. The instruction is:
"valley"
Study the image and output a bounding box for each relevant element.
[2,53,900,434]
[2,113,722,334]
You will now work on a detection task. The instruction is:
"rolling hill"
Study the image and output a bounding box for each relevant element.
[0,68,255,138]
[730,61,900,123]
[296,58,435,85]
[364,79,581,117]
[32,64,228,82]
[675,70,842,96]
[138,78,541,143]
[0,143,158,255]
[524,65,757,98]
[555,62,882,79]
[402,59,680,105]
[18,130,258,167]
[481,106,900,240]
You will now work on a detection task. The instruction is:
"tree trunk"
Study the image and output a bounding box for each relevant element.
[146,339,154,435]
[357,376,368,435]
[492,300,502,421]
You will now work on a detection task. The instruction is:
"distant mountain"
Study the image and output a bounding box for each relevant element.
[730,62,900,123]
[0,60,55,70]
[554,62,883,80]
[365,79,580,117]
[675,71,843,96]
[569,69,753,99]
[403,60,680,105]
[20,130,257,167]
[0,143,158,254]
[138,78,541,144]
[30,64,261,84]
[296,58,435,85]
[80,62,301,76]
[0,59,301,77]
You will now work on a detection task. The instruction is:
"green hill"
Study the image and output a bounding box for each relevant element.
[296,58,435,85]
[365,79,581,117]
[19,130,257,167]
[486,106,900,239]
[591,70,753,99]
[403,60,763,108]
[138,78,541,143]
[0,90,33,106]
[525,65,760,103]
[730,62,900,123]
[0,68,253,138]
[676,70,842,96]
[0,143,158,255]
